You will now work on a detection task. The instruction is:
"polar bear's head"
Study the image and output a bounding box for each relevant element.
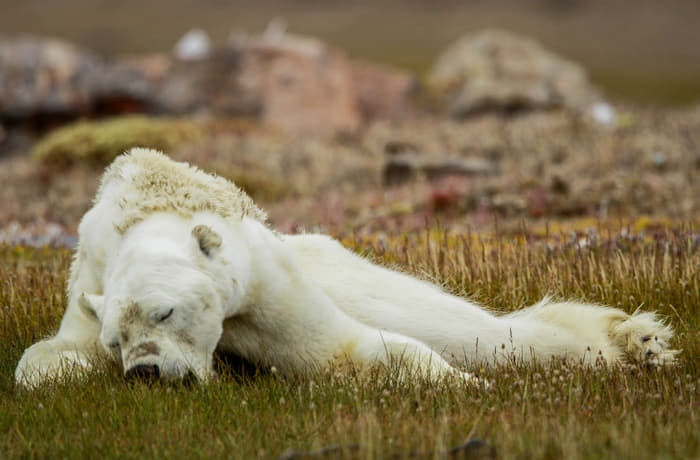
[80,222,247,382]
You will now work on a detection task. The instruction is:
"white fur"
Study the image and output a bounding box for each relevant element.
[15,149,678,387]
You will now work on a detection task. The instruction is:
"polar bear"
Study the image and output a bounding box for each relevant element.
[15,148,678,387]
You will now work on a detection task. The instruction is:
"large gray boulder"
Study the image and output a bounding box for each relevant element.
[428,29,600,117]
[0,37,102,118]
[0,36,160,120]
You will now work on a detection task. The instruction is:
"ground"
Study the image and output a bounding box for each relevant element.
[1,107,699,244]
[1,225,697,458]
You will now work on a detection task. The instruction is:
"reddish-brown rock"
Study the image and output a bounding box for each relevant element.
[351,61,417,122]
[0,33,418,138]
[238,33,361,137]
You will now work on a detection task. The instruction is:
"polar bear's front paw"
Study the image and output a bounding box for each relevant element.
[15,343,95,388]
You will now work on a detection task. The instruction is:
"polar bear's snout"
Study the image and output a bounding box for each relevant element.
[124,364,202,384]
[126,341,160,360]
[125,363,160,381]
[97,295,219,382]
[123,341,162,378]
[119,333,209,382]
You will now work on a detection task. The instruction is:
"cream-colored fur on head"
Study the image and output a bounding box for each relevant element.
[15,148,679,388]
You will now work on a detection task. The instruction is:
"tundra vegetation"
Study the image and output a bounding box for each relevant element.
[1,3,699,457]
[1,225,697,459]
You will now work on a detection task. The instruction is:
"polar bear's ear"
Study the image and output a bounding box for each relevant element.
[191,225,222,257]
[79,293,105,322]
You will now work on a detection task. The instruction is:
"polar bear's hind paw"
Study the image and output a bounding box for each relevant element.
[610,311,679,366]
[639,334,680,366]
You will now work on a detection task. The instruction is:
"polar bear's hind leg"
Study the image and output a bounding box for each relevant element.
[345,328,484,386]
[516,299,678,365]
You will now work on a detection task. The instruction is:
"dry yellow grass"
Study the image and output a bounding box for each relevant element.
[0,223,697,459]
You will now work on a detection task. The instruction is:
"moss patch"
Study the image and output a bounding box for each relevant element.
[31,116,203,167]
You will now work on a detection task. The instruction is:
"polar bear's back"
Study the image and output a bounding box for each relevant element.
[96,148,267,234]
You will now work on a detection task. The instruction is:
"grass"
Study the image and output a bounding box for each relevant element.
[0,225,698,459]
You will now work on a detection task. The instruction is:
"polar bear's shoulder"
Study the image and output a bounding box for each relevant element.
[97,148,267,233]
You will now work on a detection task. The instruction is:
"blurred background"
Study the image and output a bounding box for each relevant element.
[1,0,699,245]
[3,0,699,104]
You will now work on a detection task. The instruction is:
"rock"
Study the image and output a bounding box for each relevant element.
[0,36,102,119]
[0,36,163,119]
[157,47,262,117]
[0,32,417,137]
[526,186,550,218]
[0,126,33,158]
[158,30,410,136]
[384,140,419,156]
[550,174,570,195]
[429,175,471,211]
[447,438,497,459]
[94,54,171,114]
[237,30,417,133]
[383,151,498,186]
[491,192,527,215]
[238,32,360,136]
[428,29,600,117]
[351,60,417,122]
[278,443,360,459]
[422,156,497,179]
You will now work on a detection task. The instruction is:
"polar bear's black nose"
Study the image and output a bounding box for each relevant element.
[125,364,160,381]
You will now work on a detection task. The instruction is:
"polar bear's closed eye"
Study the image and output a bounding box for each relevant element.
[158,308,174,322]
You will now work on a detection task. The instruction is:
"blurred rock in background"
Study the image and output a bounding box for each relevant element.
[428,29,600,117]
[0,27,417,145]
[0,37,103,120]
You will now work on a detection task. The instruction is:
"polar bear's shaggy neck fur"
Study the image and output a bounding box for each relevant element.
[99,148,267,234]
